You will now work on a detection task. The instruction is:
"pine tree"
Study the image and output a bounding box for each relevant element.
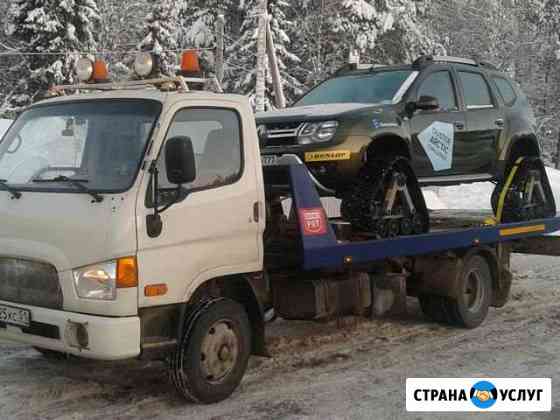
[139,0,179,76]
[225,0,302,107]
[180,0,236,49]
[6,0,101,107]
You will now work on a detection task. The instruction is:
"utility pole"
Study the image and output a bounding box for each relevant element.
[266,19,286,109]
[255,0,267,113]
[556,131,560,169]
[215,13,225,85]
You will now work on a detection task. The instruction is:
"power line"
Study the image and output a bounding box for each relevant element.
[0,46,217,58]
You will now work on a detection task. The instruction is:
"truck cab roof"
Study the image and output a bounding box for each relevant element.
[32,89,250,108]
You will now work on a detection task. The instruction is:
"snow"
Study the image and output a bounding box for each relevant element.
[0,119,12,139]
[422,189,448,210]
[425,183,492,210]
[426,168,560,236]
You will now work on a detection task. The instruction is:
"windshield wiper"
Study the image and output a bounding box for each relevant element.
[0,179,22,199]
[32,176,104,203]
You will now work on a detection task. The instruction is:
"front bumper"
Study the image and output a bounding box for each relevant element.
[0,300,140,360]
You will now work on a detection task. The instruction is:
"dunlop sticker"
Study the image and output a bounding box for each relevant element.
[305,150,351,162]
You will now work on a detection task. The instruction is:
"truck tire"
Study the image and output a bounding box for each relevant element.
[418,295,450,323]
[445,255,493,329]
[169,298,252,404]
[419,255,493,329]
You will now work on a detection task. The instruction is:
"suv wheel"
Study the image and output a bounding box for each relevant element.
[341,157,429,237]
[492,157,556,223]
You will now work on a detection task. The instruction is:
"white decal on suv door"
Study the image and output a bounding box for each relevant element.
[418,121,455,171]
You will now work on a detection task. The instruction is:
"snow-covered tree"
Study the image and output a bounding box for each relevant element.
[225,0,303,106]
[6,0,101,107]
[139,0,179,76]
[179,0,236,49]
[289,0,442,92]
[96,0,146,80]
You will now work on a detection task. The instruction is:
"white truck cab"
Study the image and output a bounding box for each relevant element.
[0,77,267,402]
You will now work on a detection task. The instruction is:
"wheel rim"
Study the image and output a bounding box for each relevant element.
[200,319,239,383]
[464,270,484,313]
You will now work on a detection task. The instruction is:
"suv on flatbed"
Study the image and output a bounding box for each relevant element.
[257,55,555,236]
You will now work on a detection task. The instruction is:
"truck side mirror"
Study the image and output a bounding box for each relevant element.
[415,95,440,111]
[165,136,196,185]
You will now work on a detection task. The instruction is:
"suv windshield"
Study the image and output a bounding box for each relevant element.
[0,99,161,192]
[294,70,415,107]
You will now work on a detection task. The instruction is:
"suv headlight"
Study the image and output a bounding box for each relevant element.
[73,257,137,301]
[297,121,338,145]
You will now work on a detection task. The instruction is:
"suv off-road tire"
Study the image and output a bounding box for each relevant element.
[491,157,556,223]
[341,157,429,237]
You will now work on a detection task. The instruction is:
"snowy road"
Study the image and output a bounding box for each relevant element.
[1,254,560,420]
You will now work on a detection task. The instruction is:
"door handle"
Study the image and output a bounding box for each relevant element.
[253,202,260,223]
[454,122,465,130]
[495,119,505,128]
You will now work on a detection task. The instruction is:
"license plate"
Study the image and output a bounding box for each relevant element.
[262,155,279,166]
[0,304,31,328]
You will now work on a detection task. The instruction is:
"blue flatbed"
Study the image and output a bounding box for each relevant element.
[279,164,560,271]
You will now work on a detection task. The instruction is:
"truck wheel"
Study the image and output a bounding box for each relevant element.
[169,298,252,404]
[444,255,493,329]
[418,295,450,323]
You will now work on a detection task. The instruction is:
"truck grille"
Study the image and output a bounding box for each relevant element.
[264,122,302,147]
[0,258,62,310]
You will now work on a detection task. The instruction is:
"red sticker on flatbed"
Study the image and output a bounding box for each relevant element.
[299,208,328,236]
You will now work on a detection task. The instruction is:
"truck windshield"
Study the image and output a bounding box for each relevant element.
[294,70,415,107]
[0,99,161,192]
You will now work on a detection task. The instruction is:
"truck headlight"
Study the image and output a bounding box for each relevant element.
[73,261,117,301]
[297,121,338,145]
[72,257,137,301]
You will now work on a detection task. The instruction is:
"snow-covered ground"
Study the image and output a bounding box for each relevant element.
[0,119,11,138]
[424,167,560,211]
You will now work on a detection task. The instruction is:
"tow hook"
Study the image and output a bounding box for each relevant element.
[65,320,89,350]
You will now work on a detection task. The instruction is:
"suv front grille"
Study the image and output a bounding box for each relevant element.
[0,258,62,310]
[264,122,303,147]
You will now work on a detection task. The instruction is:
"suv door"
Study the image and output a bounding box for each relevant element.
[408,67,467,180]
[455,69,505,175]
[136,102,263,308]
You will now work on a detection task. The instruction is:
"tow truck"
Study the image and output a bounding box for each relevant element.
[0,51,560,404]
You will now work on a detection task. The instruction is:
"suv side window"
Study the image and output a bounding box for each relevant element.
[417,71,457,111]
[493,77,517,106]
[458,71,493,109]
[156,108,243,192]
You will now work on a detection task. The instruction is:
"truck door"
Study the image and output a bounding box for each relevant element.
[409,68,467,179]
[455,69,504,175]
[136,102,264,307]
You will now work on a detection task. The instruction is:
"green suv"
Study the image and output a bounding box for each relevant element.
[257,56,555,236]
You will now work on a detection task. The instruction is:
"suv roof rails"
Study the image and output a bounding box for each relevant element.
[478,61,499,71]
[412,55,499,71]
[335,63,389,76]
[413,55,478,68]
